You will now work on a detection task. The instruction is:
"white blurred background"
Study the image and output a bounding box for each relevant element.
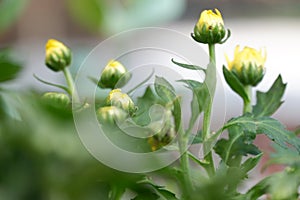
[1,0,299,128]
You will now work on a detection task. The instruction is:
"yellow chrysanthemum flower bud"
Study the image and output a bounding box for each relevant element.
[107,89,136,116]
[42,92,70,107]
[45,39,72,72]
[99,60,130,89]
[96,106,127,124]
[193,9,226,44]
[226,45,266,86]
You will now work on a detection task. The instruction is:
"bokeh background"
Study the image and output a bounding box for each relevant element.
[0,0,300,199]
[1,0,299,128]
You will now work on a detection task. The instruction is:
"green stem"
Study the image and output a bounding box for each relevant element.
[243,85,252,114]
[178,123,193,199]
[62,67,75,97]
[202,44,217,177]
[208,43,216,64]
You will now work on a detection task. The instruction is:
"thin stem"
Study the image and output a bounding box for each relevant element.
[62,67,75,97]
[243,85,252,114]
[178,123,193,199]
[202,43,217,177]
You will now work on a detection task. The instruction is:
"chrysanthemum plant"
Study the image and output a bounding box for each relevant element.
[38,9,300,200]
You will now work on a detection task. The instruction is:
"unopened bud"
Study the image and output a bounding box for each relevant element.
[45,39,72,72]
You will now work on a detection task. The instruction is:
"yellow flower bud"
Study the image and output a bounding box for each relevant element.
[226,45,266,86]
[96,106,127,124]
[99,60,130,89]
[107,89,136,116]
[193,9,226,44]
[42,92,70,107]
[45,39,72,72]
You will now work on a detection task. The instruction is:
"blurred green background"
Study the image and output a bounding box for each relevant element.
[1,0,300,199]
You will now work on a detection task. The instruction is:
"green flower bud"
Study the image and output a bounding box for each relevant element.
[106,89,136,116]
[193,9,226,44]
[99,60,130,89]
[42,92,70,107]
[96,106,127,124]
[226,45,266,86]
[45,39,72,72]
[147,109,176,151]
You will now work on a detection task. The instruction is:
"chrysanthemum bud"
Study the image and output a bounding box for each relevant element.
[106,89,136,116]
[96,106,127,124]
[99,60,130,89]
[45,39,72,72]
[193,9,226,44]
[42,92,70,107]
[147,109,176,151]
[226,45,266,86]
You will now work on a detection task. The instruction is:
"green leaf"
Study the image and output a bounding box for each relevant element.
[177,79,202,90]
[178,79,208,142]
[268,171,300,200]
[214,126,260,166]
[178,79,209,115]
[138,179,179,200]
[133,86,159,126]
[223,66,249,102]
[264,144,300,169]
[190,130,203,144]
[171,58,205,71]
[257,117,300,152]
[188,151,209,167]
[240,153,262,174]
[244,176,270,200]
[0,58,21,82]
[249,168,300,200]
[154,76,175,103]
[253,75,287,117]
[225,115,300,153]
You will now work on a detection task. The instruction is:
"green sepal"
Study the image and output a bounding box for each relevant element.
[230,63,264,87]
[192,24,226,44]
